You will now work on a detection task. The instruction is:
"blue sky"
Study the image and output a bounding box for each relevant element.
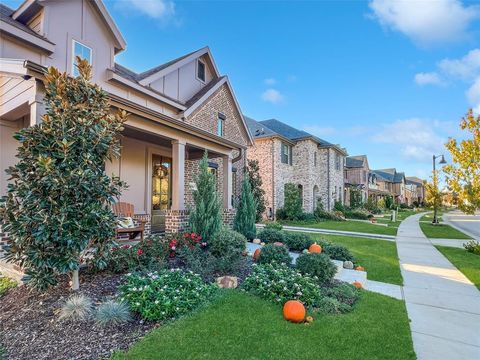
[6,0,479,179]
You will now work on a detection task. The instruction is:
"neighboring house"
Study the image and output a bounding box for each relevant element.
[0,0,252,238]
[367,171,391,202]
[344,155,369,206]
[246,116,347,218]
[371,168,406,204]
[406,176,425,205]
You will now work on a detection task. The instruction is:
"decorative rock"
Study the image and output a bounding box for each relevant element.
[273,242,284,247]
[253,238,261,244]
[216,276,238,289]
[343,261,354,269]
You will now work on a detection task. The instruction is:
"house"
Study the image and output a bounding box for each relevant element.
[371,168,406,204]
[0,0,253,238]
[344,155,369,206]
[367,171,391,202]
[406,176,425,205]
[246,116,347,218]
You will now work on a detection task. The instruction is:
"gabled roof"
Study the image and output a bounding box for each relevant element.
[244,116,293,144]
[373,168,405,183]
[346,155,367,168]
[406,176,424,185]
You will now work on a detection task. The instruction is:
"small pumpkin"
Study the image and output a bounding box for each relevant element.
[306,316,314,323]
[308,243,322,254]
[353,281,363,289]
[355,266,365,271]
[273,241,284,247]
[253,248,261,262]
[283,300,306,323]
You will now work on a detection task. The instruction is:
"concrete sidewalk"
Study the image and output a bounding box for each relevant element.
[396,213,480,360]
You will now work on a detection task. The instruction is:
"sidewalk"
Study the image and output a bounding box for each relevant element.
[396,213,480,360]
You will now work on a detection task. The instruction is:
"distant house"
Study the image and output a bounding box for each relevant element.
[406,177,426,205]
[371,169,406,204]
[344,155,370,206]
[246,116,347,218]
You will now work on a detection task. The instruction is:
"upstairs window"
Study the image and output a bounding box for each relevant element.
[314,151,317,166]
[281,143,292,165]
[197,59,206,82]
[217,113,225,136]
[72,40,92,77]
[335,153,341,170]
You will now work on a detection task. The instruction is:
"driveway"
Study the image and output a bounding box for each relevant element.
[443,210,480,240]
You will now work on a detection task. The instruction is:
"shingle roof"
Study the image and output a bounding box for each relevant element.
[372,170,394,182]
[372,168,405,183]
[346,155,367,168]
[259,119,333,146]
[185,75,225,108]
[244,116,279,139]
[406,176,424,185]
[0,3,54,44]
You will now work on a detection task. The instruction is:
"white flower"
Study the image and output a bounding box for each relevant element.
[155,300,160,304]
[135,302,140,306]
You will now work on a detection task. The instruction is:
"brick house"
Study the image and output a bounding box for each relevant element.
[406,176,425,205]
[371,168,406,204]
[344,155,369,206]
[246,117,347,218]
[0,0,253,243]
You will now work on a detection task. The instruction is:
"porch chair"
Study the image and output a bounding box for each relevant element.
[112,202,146,240]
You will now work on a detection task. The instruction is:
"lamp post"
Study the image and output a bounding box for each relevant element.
[432,154,447,224]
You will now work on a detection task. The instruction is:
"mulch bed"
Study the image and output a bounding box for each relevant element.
[0,271,157,360]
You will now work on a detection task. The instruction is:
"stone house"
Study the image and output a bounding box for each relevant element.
[0,0,253,242]
[246,117,347,218]
[371,168,406,204]
[344,155,369,206]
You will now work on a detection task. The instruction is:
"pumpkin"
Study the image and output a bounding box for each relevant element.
[273,241,284,247]
[355,266,365,271]
[353,281,363,289]
[308,243,322,254]
[283,300,306,323]
[253,248,261,262]
[306,316,314,323]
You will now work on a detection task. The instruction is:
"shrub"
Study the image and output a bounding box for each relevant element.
[464,240,480,255]
[275,207,287,220]
[257,244,292,265]
[384,195,394,210]
[344,209,373,220]
[284,232,313,251]
[177,247,217,281]
[349,188,363,209]
[321,282,359,308]
[296,253,337,284]
[333,201,346,214]
[247,159,267,223]
[313,240,355,262]
[95,300,131,326]
[296,212,316,222]
[242,263,323,308]
[283,183,303,220]
[0,274,17,297]
[59,295,93,321]
[119,270,217,321]
[208,227,246,273]
[264,221,283,231]
[233,172,257,240]
[316,297,350,314]
[314,207,344,221]
[258,228,285,244]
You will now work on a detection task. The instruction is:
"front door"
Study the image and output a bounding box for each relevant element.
[151,154,172,232]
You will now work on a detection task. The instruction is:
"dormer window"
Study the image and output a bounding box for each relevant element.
[72,40,92,77]
[217,113,226,136]
[197,59,206,82]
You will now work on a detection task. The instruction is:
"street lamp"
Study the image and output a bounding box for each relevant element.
[432,154,447,224]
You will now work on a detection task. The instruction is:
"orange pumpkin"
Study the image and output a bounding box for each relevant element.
[353,281,363,289]
[273,242,284,247]
[283,300,306,323]
[355,266,365,271]
[253,248,261,262]
[309,243,322,253]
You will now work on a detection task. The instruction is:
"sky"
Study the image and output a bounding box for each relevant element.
[5,0,479,180]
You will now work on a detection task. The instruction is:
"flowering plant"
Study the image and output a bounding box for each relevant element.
[167,232,207,258]
[119,269,216,321]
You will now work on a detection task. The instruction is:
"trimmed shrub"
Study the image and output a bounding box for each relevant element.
[316,297,351,314]
[209,227,246,273]
[233,172,257,240]
[464,240,480,255]
[264,221,283,231]
[283,183,304,220]
[0,274,17,297]
[242,263,323,308]
[257,244,292,265]
[258,228,285,244]
[119,270,217,321]
[95,300,131,326]
[295,253,337,284]
[333,201,346,214]
[178,246,217,281]
[59,295,93,321]
[284,232,313,251]
[344,209,373,220]
[314,240,355,262]
[321,282,359,307]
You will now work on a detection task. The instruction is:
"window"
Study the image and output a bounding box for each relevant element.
[208,162,218,179]
[217,113,225,136]
[335,154,341,170]
[281,143,292,165]
[314,151,317,166]
[197,59,206,82]
[72,40,92,77]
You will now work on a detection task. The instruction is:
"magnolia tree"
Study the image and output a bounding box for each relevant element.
[3,58,127,290]
[444,109,480,214]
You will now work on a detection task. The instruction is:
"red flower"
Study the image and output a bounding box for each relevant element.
[191,232,197,237]
[184,233,191,238]
[137,248,143,256]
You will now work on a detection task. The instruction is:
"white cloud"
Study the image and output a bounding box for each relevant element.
[372,118,446,161]
[116,0,176,22]
[438,49,480,80]
[369,0,479,46]
[466,77,480,113]
[303,125,336,137]
[264,78,276,86]
[261,89,284,104]
[414,72,444,86]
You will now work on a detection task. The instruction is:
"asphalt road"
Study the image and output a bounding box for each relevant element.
[443,210,480,240]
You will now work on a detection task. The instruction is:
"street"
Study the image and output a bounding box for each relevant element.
[443,210,480,240]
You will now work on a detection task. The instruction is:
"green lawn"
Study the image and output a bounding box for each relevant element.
[309,234,403,285]
[284,219,399,236]
[113,290,415,360]
[436,246,480,290]
[419,222,471,239]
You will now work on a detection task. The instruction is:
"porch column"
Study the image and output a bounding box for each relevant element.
[172,140,186,210]
[223,153,233,209]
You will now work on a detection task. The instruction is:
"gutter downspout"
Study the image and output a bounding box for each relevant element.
[327,149,331,211]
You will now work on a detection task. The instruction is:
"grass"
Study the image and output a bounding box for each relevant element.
[436,246,480,290]
[419,222,471,239]
[112,290,415,360]
[309,233,403,285]
[284,219,398,236]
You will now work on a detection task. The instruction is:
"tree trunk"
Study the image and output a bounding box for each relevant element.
[71,269,79,290]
